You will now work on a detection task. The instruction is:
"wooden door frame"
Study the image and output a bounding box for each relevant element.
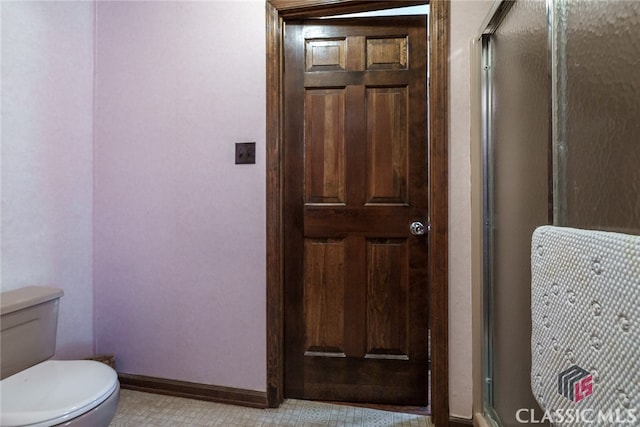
[265,0,450,425]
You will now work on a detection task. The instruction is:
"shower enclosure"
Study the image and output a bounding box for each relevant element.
[478,0,640,425]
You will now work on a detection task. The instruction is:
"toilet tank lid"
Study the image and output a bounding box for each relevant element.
[1,286,64,315]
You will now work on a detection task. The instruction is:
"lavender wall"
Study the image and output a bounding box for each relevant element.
[93,1,267,391]
[0,0,486,411]
[1,1,95,359]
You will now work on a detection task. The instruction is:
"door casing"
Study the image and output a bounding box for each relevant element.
[265,0,450,425]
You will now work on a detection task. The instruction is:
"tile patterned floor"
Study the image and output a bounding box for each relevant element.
[110,389,433,427]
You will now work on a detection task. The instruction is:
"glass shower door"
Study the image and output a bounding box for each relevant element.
[481,0,640,425]
[553,0,640,232]
[481,0,550,425]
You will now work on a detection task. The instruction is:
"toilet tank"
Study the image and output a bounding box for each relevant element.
[0,286,64,380]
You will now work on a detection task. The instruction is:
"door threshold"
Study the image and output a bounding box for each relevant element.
[320,401,431,416]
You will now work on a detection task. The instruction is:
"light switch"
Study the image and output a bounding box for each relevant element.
[235,142,256,164]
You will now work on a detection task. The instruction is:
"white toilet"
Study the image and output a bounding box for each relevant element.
[0,286,120,427]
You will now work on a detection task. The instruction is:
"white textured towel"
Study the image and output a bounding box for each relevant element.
[531,226,640,426]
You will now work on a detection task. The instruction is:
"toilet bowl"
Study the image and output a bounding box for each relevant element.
[0,287,120,427]
[1,360,120,427]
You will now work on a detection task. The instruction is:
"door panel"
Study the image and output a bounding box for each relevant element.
[366,238,409,358]
[304,89,346,204]
[284,17,428,405]
[366,86,408,204]
[303,238,346,357]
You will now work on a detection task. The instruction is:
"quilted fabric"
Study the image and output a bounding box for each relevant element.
[531,226,640,426]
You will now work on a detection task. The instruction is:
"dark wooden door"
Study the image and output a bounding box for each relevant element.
[283,17,429,405]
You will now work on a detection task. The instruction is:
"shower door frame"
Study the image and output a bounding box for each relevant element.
[476,0,554,424]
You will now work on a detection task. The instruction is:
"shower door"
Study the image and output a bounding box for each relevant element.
[481,1,550,425]
[480,0,640,426]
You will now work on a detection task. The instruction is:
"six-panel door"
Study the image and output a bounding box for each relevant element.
[284,16,429,405]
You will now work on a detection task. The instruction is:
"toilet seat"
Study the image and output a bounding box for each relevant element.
[0,360,118,427]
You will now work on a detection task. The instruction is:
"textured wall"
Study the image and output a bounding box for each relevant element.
[93,1,267,391]
[1,1,95,359]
